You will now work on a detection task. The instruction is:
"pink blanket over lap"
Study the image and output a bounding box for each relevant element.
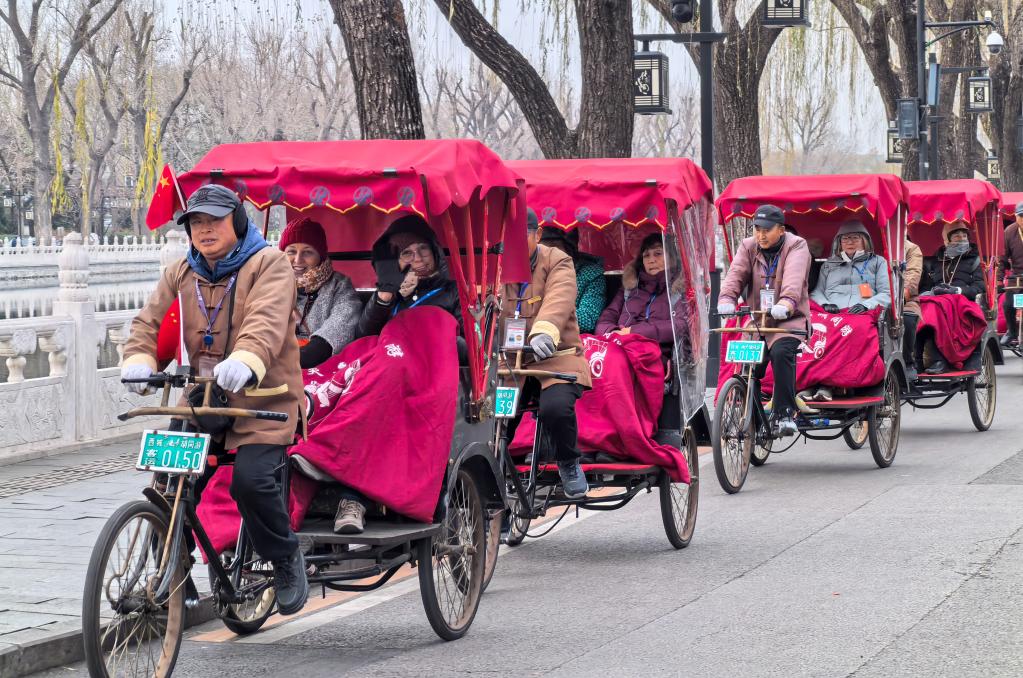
[715,302,885,400]
[508,333,690,484]
[196,307,459,555]
[918,295,986,368]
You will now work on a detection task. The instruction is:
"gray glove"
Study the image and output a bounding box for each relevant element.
[770,303,790,320]
[214,358,253,393]
[121,363,153,395]
[716,302,736,315]
[529,333,556,360]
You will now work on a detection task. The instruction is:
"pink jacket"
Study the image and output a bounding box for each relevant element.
[720,234,812,346]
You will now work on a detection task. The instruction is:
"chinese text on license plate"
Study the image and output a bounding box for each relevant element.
[1014,294,1023,309]
[725,340,766,364]
[495,386,520,419]
[137,430,211,475]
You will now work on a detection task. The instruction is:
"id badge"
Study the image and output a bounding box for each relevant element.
[859,283,873,298]
[503,318,527,349]
[760,287,775,309]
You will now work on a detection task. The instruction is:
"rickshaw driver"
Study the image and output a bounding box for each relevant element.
[996,202,1023,347]
[119,184,309,617]
[502,208,593,498]
[717,204,812,437]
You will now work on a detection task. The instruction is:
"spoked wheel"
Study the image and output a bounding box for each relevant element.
[82,500,185,678]
[418,468,486,641]
[481,509,503,592]
[868,371,901,468]
[750,436,772,467]
[967,347,997,432]
[712,378,753,494]
[210,531,276,635]
[842,420,869,450]
[659,429,699,549]
[503,487,531,547]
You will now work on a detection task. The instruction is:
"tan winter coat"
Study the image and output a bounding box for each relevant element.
[123,248,304,449]
[719,234,812,347]
[903,240,923,317]
[501,243,591,389]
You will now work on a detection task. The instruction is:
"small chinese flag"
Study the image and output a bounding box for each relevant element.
[146,164,185,231]
[156,297,180,369]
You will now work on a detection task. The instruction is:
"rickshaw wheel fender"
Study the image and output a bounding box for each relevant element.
[445,442,504,511]
[686,406,712,448]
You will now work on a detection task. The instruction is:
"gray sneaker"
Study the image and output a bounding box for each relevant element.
[557,461,589,499]
[333,499,366,534]
[772,416,798,438]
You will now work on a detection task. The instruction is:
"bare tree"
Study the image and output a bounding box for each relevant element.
[983,0,1023,189]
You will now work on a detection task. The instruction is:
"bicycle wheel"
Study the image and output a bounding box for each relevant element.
[868,370,901,468]
[659,429,699,549]
[967,346,997,432]
[842,421,869,450]
[83,500,185,678]
[210,529,277,635]
[418,468,486,641]
[481,509,503,592]
[712,378,753,494]
[750,436,772,466]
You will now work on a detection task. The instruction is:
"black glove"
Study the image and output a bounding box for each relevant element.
[848,304,868,314]
[822,303,839,314]
[373,257,406,294]
[932,285,951,296]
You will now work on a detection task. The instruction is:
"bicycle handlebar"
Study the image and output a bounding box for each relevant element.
[118,371,289,422]
[497,367,578,383]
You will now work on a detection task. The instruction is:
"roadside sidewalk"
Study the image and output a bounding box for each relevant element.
[0,438,212,677]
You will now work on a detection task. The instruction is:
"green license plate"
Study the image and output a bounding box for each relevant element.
[1014,294,1023,309]
[136,430,211,475]
[725,340,766,364]
[494,386,520,419]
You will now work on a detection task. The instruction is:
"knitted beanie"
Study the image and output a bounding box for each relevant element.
[279,217,328,261]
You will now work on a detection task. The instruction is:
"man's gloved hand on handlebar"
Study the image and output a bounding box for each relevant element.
[121,363,154,395]
[214,358,253,393]
[529,332,557,360]
[716,302,736,315]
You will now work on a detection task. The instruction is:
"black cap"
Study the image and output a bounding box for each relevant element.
[752,204,785,229]
[177,184,240,225]
[526,207,539,232]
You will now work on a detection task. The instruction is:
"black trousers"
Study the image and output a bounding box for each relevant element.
[1003,291,1018,337]
[903,312,919,369]
[756,337,799,418]
[506,381,583,463]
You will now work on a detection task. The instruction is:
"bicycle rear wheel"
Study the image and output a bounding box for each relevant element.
[82,500,185,678]
[210,526,277,635]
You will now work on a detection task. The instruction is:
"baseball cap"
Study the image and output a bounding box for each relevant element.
[176,184,240,225]
[752,204,785,229]
[1015,201,1023,216]
[526,207,539,232]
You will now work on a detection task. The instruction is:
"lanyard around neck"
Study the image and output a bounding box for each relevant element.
[392,287,442,317]
[195,273,237,348]
[515,282,529,317]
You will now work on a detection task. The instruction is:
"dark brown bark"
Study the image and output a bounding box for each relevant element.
[985,2,1023,190]
[332,0,425,140]
[434,0,634,158]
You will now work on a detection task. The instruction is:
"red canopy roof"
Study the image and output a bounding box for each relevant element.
[507,158,713,231]
[906,179,1000,225]
[1000,191,1023,221]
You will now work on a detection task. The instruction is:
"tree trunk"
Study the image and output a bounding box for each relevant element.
[331,0,425,140]
[985,1,1023,190]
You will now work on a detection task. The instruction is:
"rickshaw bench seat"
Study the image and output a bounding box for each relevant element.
[515,463,659,475]
[915,369,977,380]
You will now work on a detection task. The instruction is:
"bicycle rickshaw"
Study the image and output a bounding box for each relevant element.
[482,157,713,567]
[904,179,1002,431]
[712,174,907,493]
[999,191,1023,358]
[82,139,529,677]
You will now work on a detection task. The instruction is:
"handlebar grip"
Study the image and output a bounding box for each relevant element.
[253,410,290,422]
[550,372,578,383]
[121,372,172,385]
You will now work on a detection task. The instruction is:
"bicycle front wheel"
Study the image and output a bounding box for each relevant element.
[712,378,753,494]
[82,500,185,678]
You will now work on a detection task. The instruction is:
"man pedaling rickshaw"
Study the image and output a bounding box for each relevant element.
[501,208,592,498]
[717,204,812,437]
[997,201,1023,347]
[119,184,309,617]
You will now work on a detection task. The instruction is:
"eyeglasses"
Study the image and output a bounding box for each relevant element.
[839,234,864,242]
[398,243,432,262]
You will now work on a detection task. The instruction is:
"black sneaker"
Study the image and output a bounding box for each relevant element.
[924,359,948,375]
[557,460,589,499]
[272,548,309,616]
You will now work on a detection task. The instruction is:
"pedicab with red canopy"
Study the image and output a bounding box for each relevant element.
[82,139,530,677]
[713,174,907,493]
[998,191,1023,357]
[485,157,713,563]
[904,179,1003,431]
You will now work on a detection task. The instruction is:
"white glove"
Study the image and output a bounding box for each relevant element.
[214,358,253,393]
[770,303,790,320]
[121,363,153,395]
[529,333,556,360]
[717,302,736,315]
[954,286,962,295]
[398,269,418,299]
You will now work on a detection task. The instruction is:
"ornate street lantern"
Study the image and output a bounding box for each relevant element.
[966,74,993,114]
[987,151,1000,180]
[886,123,904,164]
[763,0,809,27]
[633,50,671,115]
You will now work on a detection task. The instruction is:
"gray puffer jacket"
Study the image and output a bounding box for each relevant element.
[296,272,361,353]
[811,225,891,311]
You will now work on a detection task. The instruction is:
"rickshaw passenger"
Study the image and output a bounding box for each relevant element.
[120,184,309,616]
[595,233,692,365]
[996,202,1023,347]
[279,217,361,368]
[539,226,606,333]
[811,221,891,313]
[717,205,812,437]
[502,208,592,498]
[903,237,924,381]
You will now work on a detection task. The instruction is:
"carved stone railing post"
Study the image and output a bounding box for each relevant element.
[107,319,132,367]
[160,230,188,273]
[38,325,70,377]
[0,329,37,383]
[57,232,90,303]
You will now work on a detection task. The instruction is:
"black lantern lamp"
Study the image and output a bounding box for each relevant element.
[966,72,993,114]
[987,151,1001,180]
[633,47,671,115]
[763,0,809,27]
[886,122,904,164]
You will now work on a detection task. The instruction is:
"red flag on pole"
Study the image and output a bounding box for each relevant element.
[146,164,185,231]
[156,297,181,369]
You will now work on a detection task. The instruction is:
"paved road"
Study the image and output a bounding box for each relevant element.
[31,362,1023,677]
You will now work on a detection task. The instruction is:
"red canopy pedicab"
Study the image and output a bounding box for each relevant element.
[82,140,529,676]
[999,191,1023,357]
[486,158,713,563]
[904,179,1003,430]
[712,174,907,493]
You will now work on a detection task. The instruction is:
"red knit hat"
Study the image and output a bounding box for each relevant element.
[279,217,328,261]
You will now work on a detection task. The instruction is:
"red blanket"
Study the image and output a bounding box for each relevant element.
[196,307,459,555]
[715,303,885,399]
[918,295,986,368]
[997,292,1008,334]
[508,334,689,484]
